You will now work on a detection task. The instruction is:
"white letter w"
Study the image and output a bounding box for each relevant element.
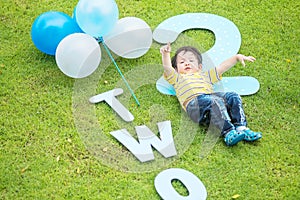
[110,121,177,162]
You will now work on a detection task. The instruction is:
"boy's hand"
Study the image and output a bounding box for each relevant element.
[237,54,256,66]
[160,42,173,76]
[160,42,171,54]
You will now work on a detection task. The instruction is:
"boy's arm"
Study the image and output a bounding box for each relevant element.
[216,54,256,75]
[160,43,173,76]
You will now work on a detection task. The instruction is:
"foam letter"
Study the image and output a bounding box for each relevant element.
[89,88,134,122]
[110,121,177,162]
[154,168,207,200]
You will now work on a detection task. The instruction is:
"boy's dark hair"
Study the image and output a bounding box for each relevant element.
[171,46,203,70]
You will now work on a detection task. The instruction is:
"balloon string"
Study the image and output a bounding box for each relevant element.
[98,37,140,106]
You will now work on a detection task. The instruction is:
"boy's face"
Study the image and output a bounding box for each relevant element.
[176,51,202,74]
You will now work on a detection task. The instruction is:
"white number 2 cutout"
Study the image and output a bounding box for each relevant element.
[153,13,241,69]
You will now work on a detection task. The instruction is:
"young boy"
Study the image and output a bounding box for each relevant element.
[160,43,262,146]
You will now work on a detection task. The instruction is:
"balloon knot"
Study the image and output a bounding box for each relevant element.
[96,37,104,43]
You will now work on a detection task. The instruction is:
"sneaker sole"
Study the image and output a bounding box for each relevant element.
[226,133,245,146]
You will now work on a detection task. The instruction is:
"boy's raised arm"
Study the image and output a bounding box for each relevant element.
[160,43,173,76]
[216,54,256,75]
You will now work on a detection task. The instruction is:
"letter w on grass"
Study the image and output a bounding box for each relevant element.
[110,121,177,162]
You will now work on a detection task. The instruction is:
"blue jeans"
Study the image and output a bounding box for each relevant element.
[186,92,247,136]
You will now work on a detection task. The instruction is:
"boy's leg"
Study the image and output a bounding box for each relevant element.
[186,94,245,146]
[219,92,247,127]
[186,94,244,138]
[210,95,246,146]
[220,92,262,141]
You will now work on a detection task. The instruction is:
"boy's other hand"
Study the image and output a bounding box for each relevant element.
[237,54,256,66]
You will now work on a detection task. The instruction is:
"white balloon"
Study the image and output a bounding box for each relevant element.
[55,33,101,78]
[103,17,152,59]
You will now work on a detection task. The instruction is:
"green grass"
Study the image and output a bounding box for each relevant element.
[1,0,299,199]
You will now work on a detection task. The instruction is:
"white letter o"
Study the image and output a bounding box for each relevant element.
[154,168,207,200]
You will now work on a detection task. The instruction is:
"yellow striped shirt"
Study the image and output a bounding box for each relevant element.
[164,68,221,110]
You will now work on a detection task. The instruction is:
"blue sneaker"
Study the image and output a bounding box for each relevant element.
[224,130,245,146]
[241,129,262,142]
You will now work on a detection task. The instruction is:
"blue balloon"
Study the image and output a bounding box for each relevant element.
[76,0,119,38]
[31,11,82,55]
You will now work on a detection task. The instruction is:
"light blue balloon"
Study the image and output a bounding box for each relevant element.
[31,11,82,55]
[76,0,119,38]
[72,7,84,33]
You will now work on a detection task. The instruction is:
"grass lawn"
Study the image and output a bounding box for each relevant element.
[1,0,299,199]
